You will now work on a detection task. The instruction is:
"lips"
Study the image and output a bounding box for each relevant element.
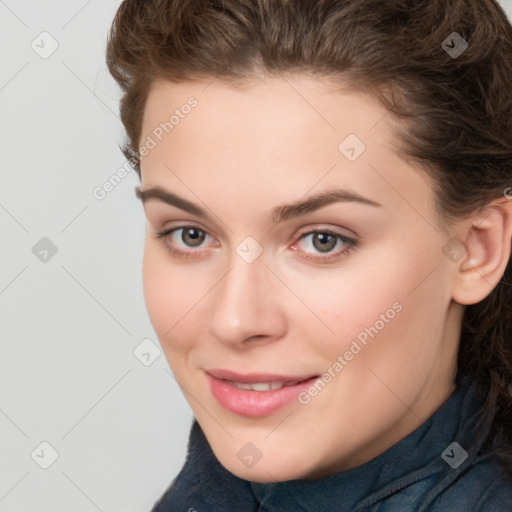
[205,369,319,417]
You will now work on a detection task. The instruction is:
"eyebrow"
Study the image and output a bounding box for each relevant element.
[135,185,381,224]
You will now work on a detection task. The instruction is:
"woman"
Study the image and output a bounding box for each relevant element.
[106,0,512,510]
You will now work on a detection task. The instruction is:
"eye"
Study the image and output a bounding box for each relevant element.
[291,229,357,263]
[154,225,216,259]
[173,226,207,247]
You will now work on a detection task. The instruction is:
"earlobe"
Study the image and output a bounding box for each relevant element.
[452,199,512,306]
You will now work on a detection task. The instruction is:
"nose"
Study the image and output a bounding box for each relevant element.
[207,251,287,348]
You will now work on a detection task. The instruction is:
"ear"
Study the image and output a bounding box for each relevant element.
[451,197,512,306]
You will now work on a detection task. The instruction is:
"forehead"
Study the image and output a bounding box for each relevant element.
[141,75,398,169]
[139,75,435,224]
[141,75,394,153]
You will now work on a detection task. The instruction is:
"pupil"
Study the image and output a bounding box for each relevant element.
[183,228,204,246]
[314,233,336,252]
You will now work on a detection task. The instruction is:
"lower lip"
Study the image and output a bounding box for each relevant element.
[206,374,319,417]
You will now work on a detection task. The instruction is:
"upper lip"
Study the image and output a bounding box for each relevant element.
[205,368,318,383]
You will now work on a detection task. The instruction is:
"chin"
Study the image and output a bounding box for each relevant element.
[211,442,319,483]
[225,459,310,483]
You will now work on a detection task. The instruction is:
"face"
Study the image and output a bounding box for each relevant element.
[138,74,462,482]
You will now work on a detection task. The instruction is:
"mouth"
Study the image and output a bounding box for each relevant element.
[227,381,304,391]
[205,369,320,417]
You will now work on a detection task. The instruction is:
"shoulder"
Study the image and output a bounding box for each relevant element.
[428,456,512,512]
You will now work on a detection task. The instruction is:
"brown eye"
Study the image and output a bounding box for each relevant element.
[155,224,216,260]
[312,232,337,253]
[292,229,357,263]
[181,227,206,247]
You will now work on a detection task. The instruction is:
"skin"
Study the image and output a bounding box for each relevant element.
[136,74,512,482]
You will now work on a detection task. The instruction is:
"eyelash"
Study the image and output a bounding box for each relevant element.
[154,225,358,263]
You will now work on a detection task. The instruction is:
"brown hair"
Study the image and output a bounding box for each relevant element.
[106,0,512,477]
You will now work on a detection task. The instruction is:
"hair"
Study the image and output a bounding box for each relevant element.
[106,0,512,478]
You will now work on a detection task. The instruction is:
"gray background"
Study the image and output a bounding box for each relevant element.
[1,1,512,511]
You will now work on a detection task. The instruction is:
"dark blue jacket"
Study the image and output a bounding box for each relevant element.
[151,377,512,511]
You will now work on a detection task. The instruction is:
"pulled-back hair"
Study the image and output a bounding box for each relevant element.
[106,0,512,477]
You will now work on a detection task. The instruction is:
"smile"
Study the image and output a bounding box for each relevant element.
[205,369,319,417]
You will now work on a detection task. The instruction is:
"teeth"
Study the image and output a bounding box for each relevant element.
[250,382,273,391]
[231,381,301,391]
[234,382,252,390]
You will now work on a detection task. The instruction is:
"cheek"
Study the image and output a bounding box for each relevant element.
[291,247,451,447]
[142,239,207,353]
[283,258,404,347]
[306,242,448,366]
